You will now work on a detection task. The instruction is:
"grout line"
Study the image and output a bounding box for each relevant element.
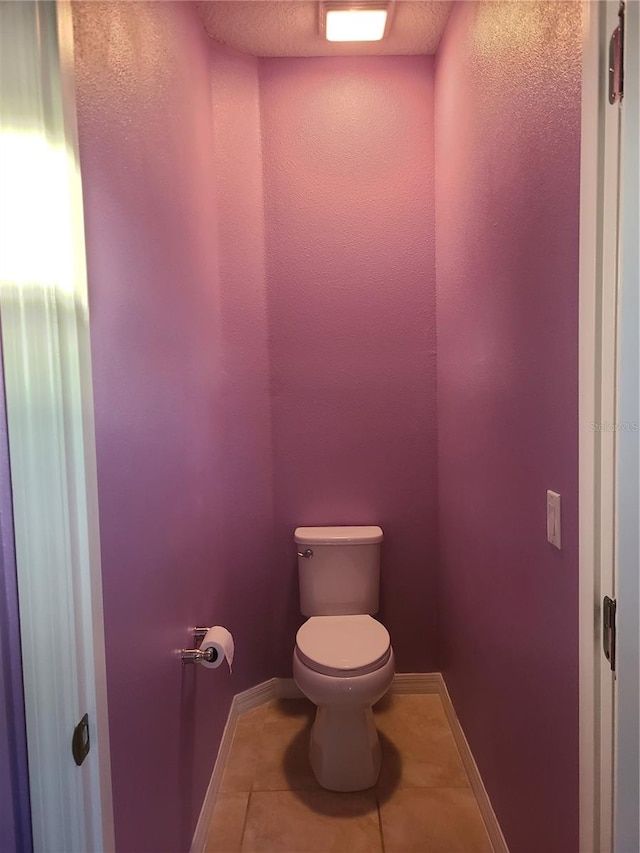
[238,790,252,852]
[197,680,506,852]
[250,712,267,787]
[376,793,386,853]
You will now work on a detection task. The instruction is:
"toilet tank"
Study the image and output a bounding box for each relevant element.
[295,526,383,617]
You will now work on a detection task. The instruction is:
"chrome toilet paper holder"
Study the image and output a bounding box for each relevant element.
[180,626,219,665]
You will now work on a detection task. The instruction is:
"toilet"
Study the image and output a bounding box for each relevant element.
[292,525,395,792]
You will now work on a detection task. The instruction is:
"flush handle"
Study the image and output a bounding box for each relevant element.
[297,549,313,559]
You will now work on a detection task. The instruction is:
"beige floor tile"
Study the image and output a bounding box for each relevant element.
[242,789,383,852]
[380,787,492,853]
[375,694,469,790]
[260,697,315,725]
[252,711,320,791]
[205,793,249,853]
[220,715,266,793]
[208,693,501,853]
[239,705,270,724]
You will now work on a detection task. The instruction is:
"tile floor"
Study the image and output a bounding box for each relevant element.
[205,693,494,853]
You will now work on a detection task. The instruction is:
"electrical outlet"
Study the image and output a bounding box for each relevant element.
[547,490,561,549]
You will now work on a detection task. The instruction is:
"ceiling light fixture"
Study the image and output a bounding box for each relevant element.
[321,2,392,43]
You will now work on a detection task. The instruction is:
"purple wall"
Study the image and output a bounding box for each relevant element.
[259,56,438,673]
[208,43,275,683]
[72,2,583,848]
[0,351,31,853]
[434,3,581,851]
[73,3,273,850]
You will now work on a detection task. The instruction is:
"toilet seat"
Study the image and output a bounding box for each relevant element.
[295,615,391,678]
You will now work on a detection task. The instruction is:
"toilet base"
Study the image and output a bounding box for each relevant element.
[309,704,381,791]
[293,647,394,792]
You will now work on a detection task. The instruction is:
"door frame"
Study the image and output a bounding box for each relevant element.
[0,1,114,849]
[0,1,627,850]
[578,2,625,851]
[613,0,639,846]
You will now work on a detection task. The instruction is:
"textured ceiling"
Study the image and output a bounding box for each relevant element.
[195,1,453,57]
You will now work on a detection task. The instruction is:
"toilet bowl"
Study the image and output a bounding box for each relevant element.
[293,613,395,791]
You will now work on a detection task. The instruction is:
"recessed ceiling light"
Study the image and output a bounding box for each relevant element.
[321,3,391,43]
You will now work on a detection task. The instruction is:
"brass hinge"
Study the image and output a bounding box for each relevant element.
[609,1,625,104]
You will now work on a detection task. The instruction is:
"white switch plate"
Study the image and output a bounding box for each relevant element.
[547,490,561,549]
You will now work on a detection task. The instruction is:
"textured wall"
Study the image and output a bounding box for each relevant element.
[208,43,275,683]
[73,3,273,850]
[434,3,581,851]
[196,1,452,57]
[260,56,438,673]
[0,353,31,853]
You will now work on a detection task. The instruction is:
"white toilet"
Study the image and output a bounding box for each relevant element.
[292,525,395,792]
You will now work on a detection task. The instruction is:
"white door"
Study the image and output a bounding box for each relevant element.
[614,1,639,849]
[579,2,635,851]
[0,2,114,850]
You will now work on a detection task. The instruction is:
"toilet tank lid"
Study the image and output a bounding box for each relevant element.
[294,526,383,545]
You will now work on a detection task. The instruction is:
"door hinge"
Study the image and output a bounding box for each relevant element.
[72,713,90,766]
[609,1,625,104]
[603,596,617,672]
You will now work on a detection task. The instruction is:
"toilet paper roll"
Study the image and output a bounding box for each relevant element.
[200,626,234,671]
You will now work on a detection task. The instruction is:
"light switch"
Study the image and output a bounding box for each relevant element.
[547,490,561,549]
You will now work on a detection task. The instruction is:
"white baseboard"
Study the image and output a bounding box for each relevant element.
[190,673,508,853]
[436,676,510,853]
[189,699,238,853]
[273,677,303,699]
[235,677,282,713]
[389,671,441,693]
[190,677,296,852]
[269,671,441,699]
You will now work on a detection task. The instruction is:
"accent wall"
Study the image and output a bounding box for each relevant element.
[71,1,584,848]
[259,56,439,673]
[73,3,273,850]
[434,3,581,851]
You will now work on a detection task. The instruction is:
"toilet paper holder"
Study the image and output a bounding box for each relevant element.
[180,627,219,665]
